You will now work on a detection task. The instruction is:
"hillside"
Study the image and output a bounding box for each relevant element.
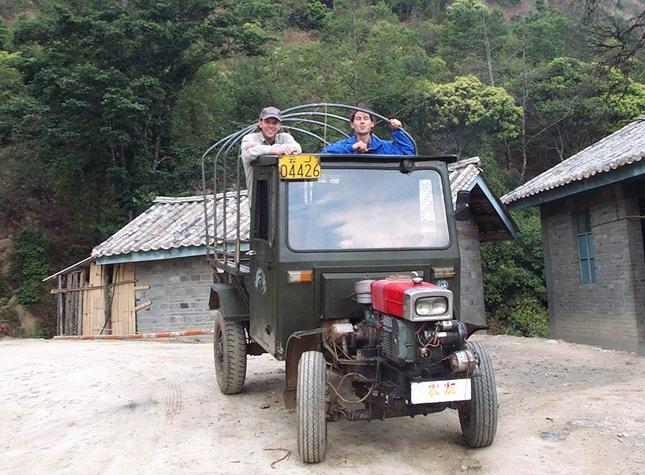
[0,0,643,337]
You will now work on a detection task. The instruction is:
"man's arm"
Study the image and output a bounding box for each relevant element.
[390,129,415,155]
[383,118,415,156]
[320,137,356,154]
[241,133,272,162]
[278,133,302,154]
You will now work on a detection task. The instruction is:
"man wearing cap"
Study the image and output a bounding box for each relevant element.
[241,107,302,201]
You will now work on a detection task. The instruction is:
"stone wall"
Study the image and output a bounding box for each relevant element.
[457,220,485,325]
[131,221,489,331]
[134,256,214,333]
[540,180,645,354]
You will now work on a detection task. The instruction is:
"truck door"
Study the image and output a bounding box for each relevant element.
[248,169,276,354]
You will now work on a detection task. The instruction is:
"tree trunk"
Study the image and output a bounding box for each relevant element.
[482,13,495,87]
[520,49,529,181]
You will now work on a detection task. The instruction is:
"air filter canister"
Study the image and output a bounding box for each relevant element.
[355,279,375,304]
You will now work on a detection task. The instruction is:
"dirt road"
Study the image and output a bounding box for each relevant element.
[1,335,643,474]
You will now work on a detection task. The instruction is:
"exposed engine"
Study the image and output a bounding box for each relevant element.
[323,275,478,378]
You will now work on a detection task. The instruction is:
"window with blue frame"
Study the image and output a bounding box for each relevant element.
[575,210,596,283]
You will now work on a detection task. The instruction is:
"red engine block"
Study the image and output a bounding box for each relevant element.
[371,278,439,319]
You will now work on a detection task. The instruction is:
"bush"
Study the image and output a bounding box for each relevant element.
[481,207,548,337]
[10,228,50,306]
[287,0,330,30]
[490,294,550,337]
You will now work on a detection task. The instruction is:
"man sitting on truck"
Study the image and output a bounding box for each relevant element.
[241,106,302,200]
[320,110,414,155]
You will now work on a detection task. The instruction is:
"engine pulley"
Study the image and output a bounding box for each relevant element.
[449,349,477,374]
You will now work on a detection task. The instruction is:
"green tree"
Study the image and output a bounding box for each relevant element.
[284,0,330,30]
[431,0,512,85]
[4,0,274,249]
[507,57,645,175]
[408,75,522,157]
[510,1,576,65]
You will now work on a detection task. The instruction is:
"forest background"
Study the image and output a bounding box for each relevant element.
[0,0,643,337]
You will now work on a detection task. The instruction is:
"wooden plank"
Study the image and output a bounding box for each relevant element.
[134,300,152,312]
[82,262,104,336]
[134,284,150,291]
[102,265,111,335]
[57,275,63,336]
[50,279,137,294]
[70,272,77,335]
[78,271,85,335]
[64,274,71,335]
[111,263,135,335]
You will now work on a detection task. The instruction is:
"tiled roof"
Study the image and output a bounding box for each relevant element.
[448,156,481,206]
[502,117,645,205]
[92,191,250,258]
[92,157,509,259]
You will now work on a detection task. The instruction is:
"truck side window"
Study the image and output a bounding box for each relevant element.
[254,178,269,240]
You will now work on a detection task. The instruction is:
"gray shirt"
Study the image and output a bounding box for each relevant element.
[240,131,302,202]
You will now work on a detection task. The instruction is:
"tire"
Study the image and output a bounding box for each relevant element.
[458,341,498,448]
[297,351,327,463]
[213,311,247,395]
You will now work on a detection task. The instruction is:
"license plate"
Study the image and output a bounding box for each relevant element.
[278,155,321,180]
[410,378,471,404]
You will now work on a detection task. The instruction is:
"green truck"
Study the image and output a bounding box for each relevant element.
[202,104,497,463]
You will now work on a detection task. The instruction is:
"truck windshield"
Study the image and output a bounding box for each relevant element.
[287,168,450,250]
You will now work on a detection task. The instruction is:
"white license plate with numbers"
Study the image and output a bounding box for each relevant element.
[410,378,471,404]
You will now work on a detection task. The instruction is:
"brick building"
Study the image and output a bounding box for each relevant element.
[503,117,645,355]
[46,157,515,335]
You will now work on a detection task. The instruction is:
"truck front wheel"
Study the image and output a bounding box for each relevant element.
[458,341,498,448]
[213,311,247,395]
[297,351,327,463]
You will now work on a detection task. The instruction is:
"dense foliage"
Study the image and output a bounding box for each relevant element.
[10,228,50,306]
[0,0,643,336]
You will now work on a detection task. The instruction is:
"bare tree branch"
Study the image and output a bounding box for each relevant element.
[581,0,645,81]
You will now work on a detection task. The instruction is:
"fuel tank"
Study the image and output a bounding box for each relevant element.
[371,278,439,319]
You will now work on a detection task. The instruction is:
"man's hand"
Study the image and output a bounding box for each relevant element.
[352,140,369,153]
[270,144,299,155]
[283,144,300,155]
[388,118,402,130]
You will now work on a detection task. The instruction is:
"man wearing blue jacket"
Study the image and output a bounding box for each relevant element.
[320,110,414,155]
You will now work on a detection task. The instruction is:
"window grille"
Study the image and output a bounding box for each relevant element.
[575,210,595,284]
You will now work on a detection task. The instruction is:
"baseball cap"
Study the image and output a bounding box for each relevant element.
[259,106,282,121]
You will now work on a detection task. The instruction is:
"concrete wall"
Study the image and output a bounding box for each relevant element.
[134,256,214,333]
[540,180,645,354]
[457,220,485,325]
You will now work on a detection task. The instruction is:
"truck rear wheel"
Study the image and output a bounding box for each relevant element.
[458,341,498,448]
[213,311,247,395]
[297,351,327,463]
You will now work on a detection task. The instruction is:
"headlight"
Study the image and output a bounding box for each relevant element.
[415,297,448,316]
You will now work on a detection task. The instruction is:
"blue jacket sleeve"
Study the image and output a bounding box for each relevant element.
[388,130,416,155]
[320,137,356,154]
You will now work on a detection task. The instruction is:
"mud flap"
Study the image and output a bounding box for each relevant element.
[209,283,249,322]
[284,329,323,409]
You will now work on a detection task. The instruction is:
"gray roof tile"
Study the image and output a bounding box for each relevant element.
[92,191,249,258]
[502,117,645,205]
[449,156,481,206]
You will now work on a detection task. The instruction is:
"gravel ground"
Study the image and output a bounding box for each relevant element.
[1,334,644,474]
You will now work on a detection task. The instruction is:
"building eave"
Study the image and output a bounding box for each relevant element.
[507,160,645,210]
[472,176,518,240]
[95,245,209,265]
